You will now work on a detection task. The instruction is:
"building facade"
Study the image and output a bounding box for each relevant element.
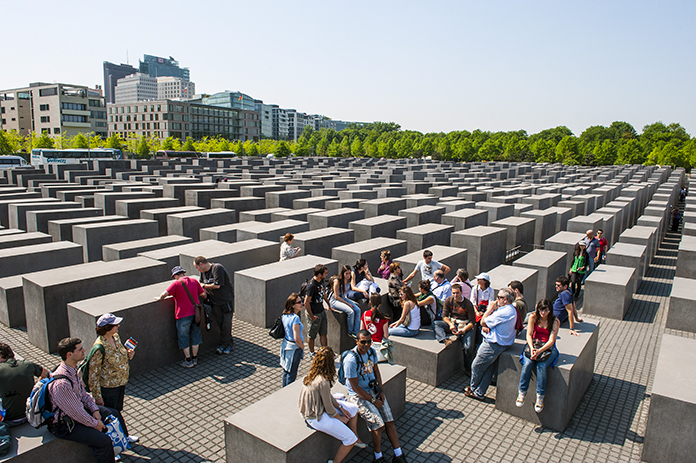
[1,82,107,138]
[139,55,190,80]
[103,61,138,104]
[254,100,273,139]
[114,73,158,103]
[271,105,290,141]
[157,77,195,100]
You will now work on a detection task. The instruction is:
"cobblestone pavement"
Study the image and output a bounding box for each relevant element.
[1,218,687,463]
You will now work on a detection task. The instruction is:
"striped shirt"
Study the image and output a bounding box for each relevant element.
[48,362,99,428]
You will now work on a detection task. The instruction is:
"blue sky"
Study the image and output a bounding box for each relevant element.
[2,0,694,136]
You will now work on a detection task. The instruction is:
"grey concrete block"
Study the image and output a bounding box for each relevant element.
[490,217,536,252]
[235,255,338,328]
[0,276,25,327]
[185,188,240,208]
[140,206,204,236]
[487,264,538,310]
[9,201,81,230]
[265,189,311,208]
[544,231,586,258]
[359,198,407,219]
[521,209,558,246]
[94,191,156,215]
[398,205,445,228]
[348,215,407,241]
[0,232,53,250]
[450,226,506,275]
[210,197,267,213]
[224,363,406,463]
[643,334,696,463]
[67,281,220,377]
[167,208,237,241]
[583,265,636,319]
[292,195,339,209]
[271,208,325,222]
[291,228,355,258]
[496,319,600,431]
[676,235,696,279]
[394,245,466,288]
[513,250,568,302]
[606,242,647,280]
[23,257,167,353]
[308,208,365,231]
[397,223,454,254]
[239,207,290,223]
[619,225,658,263]
[236,219,309,242]
[437,200,475,213]
[475,202,514,225]
[1,422,94,462]
[332,237,407,271]
[441,208,488,231]
[115,197,181,219]
[390,326,463,385]
[25,208,103,233]
[0,241,84,279]
[47,215,128,242]
[545,206,573,233]
[73,219,160,262]
[666,277,696,333]
[403,194,438,208]
[163,182,216,203]
[102,235,193,261]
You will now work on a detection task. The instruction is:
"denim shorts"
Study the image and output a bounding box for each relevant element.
[176,315,203,349]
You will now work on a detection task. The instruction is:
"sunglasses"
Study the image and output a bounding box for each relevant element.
[359,340,372,345]
[295,300,302,304]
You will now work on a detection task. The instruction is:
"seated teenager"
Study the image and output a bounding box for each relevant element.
[347,259,380,303]
[361,293,391,362]
[414,279,437,324]
[388,286,421,337]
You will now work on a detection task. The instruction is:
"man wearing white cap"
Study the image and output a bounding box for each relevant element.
[156,266,207,368]
[469,272,495,324]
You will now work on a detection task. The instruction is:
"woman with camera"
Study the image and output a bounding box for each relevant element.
[516,298,560,413]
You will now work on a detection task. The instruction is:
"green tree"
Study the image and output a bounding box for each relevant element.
[299,125,314,142]
[555,135,581,165]
[105,133,124,151]
[2,130,27,153]
[339,137,351,157]
[615,139,645,165]
[275,140,291,157]
[71,133,89,149]
[593,140,617,166]
[33,132,54,149]
[181,137,195,151]
[161,137,174,150]
[0,131,11,155]
[244,141,259,156]
[292,140,310,157]
[316,138,329,156]
[327,139,340,157]
[137,136,150,158]
[350,137,364,157]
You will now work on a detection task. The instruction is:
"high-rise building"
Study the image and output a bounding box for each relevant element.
[0,82,107,137]
[103,61,138,104]
[139,55,190,80]
[157,77,195,100]
[254,100,273,139]
[114,73,157,103]
[271,105,290,141]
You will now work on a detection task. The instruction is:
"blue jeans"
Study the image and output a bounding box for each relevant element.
[282,348,303,387]
[176,315,202,350]
[432,320,475,370]
[330,295,361,334]
[389,325,419,337]
[470,340,511,398]
[582,258,595,283]
[518,346,559,396]
[346,289,366,303]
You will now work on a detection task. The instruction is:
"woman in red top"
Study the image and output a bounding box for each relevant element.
[360,293,389,343]
[516,298,560,413]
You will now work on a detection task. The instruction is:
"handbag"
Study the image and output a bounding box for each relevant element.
[524,339,552,362]
[181,277,207,326]
[103,414,130,456]
[269,316,286,339]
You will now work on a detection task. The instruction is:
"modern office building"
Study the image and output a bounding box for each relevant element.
[201,91,255,111]
[103,61,138,104]
[139,55,190,80]
[287,109,317,141]
[271,105,290,141]
[107,100,259,142]
[1,82,107,138]
[157,76,195,100]
[114,73,158,104]
[254,100,273,139]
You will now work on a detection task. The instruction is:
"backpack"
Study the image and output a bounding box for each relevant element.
[26,374,72,428]
[299,278,310,299]
[338,347,376,386]
[77,340,105,393]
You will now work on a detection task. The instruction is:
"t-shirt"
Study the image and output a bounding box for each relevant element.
[166,276,206,319]
[598,237,608,254]
[306,278,326,315]
[431,279,452,302]
[0,359,43,421]
[483,303,517,346]
[442,295,476,323]
[414,259,442,281]
[344,347,377,396]
[584,236,599,259]
[282,313,304,343]
[361,309,388,343]
[553,289,573,323]
[199,263,234,306]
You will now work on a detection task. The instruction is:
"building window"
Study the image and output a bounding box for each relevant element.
[54,128,60,134]
[42,128,50,134]
[62,114,88,123]
[39,104,50,111]
[40,116,50,123]
[89,100,102,107]
[61,102,87,111]
[39,87,58,97]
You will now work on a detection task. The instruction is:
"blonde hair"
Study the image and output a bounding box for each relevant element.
[303,346,336,386]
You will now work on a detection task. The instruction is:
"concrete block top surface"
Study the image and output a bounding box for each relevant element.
[545,231,586,244]
[0,240,81,258]
[104,235,192,251]
[235,254,338,279]
[678,235,696,252]
[332,237,407,254]
[68,281,170,315]
[293,227,352,240]
[453,225,506,237]
[487,264,537,287]
[606,242,646,257]
[394,245,466,263]
[22,256,164,287]
[398,223,454,233]
[169,207,233,218]
[308,207,363,218]
[513,249,567,267]
[585,264,635,285]
[670,277,692,300]
[73,218,157,230]
[491,217,536,227]
[349,215,405,226]
[179,238,277,258]
[652,334,696,403]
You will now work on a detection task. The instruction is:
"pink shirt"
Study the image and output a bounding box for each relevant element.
[166,276,205,319]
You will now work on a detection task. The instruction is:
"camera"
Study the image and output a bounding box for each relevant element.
[369,379,382,395]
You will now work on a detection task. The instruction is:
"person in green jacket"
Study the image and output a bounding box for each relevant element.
[569,241,589,299]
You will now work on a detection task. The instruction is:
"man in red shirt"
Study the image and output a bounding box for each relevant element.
[595,229,608,267]
[156,266,207,368]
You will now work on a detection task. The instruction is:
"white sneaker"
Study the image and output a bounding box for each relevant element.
[515,391,526,408]
[534,394,545,413]
[115,455,121,461]
[127,435,139,443]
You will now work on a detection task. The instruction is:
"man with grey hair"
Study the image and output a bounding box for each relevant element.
[464,287,518,400]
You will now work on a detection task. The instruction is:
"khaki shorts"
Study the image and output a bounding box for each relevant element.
[348,392,394,431]
[307,310,327,339]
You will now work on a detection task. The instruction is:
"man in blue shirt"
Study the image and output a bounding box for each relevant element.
[345,330,407,463]
[464,288,518,400]
[430,270,452,305]
[553,276,580,337]
[582,229,600,283]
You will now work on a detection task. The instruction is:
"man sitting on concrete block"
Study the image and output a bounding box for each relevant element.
[402,249,451,285]
[0,342,49,426]
[430,269,452,308]
[194,256,235,355]
[305,264,330,359]
[432,283,477,376]
[553,276,582,337]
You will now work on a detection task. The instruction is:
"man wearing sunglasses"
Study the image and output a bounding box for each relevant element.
[464,288,517,401]
[345,330,407,463]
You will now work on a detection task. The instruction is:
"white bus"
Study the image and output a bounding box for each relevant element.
[0,155,29,169]
[204,151,237,158]
[30,148,122,166]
